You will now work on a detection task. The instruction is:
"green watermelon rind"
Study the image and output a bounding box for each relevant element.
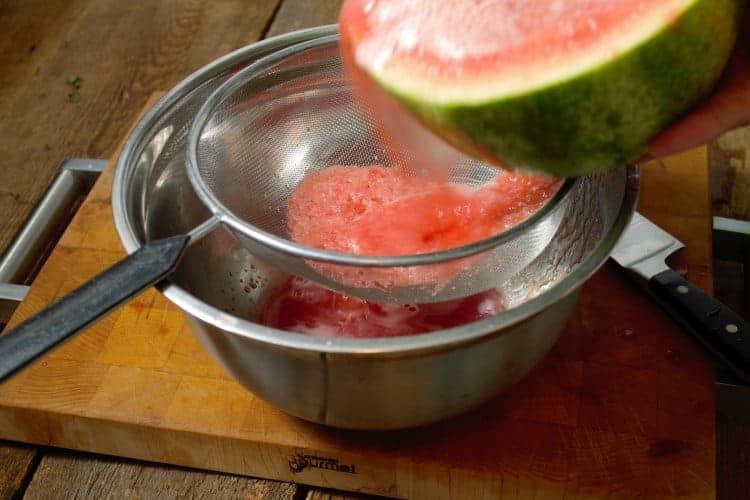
[373,0,743,176]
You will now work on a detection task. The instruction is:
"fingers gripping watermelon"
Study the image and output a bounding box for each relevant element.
[339,0,744,176]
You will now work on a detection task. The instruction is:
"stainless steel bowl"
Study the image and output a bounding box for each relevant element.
[113,26,639,430]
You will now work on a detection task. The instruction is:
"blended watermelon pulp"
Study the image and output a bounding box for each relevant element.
[287,165,559,258]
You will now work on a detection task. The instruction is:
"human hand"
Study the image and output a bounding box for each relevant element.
[648,14,750,158]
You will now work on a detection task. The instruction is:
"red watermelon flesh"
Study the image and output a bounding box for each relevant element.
[341,0,688,88]
[338,0,742,175]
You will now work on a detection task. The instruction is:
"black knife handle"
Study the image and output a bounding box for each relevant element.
[650,269,750,383]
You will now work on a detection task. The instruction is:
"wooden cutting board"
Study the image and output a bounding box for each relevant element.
[0,98,715,499]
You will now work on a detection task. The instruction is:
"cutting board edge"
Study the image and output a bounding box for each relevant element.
[0,403,538,499]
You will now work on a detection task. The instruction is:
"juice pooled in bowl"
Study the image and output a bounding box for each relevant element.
[257,276,505,339]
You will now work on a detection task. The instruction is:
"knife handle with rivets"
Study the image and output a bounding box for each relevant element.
[650,269,750,384]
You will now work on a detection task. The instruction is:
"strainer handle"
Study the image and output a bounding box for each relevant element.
[0,235,189,382]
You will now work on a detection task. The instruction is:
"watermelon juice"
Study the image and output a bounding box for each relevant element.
[257,276,505,339]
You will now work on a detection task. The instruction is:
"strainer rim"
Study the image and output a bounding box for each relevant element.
[185,33,578,268]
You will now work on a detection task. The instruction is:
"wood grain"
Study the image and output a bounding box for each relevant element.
[640,148,713,293]
[0,0,91,119]
[23,451,301,500]
[717,414,750,500]
[0,1,283,498]
[710,125,750,221]
[0,1,96,489]
[0,440,38,499]
[266,0,344,38]
[306,490,380,500]
[0,0,282,253]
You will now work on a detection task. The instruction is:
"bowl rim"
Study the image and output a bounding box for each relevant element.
[184,33,578,267]
[113,25,639,356]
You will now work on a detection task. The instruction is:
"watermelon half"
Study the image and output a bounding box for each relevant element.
[339,0,743,176]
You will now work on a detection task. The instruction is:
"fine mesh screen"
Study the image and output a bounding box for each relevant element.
[196,41,499,238]
[189,35,571,303]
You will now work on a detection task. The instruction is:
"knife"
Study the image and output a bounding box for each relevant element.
[611,212,750,384]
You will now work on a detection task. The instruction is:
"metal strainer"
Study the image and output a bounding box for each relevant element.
[0,33,575,382]
[185,34,576,303]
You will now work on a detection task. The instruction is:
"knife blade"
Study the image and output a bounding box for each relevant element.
[611,212,750,384]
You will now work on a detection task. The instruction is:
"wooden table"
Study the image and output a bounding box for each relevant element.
[0,1,748,498]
